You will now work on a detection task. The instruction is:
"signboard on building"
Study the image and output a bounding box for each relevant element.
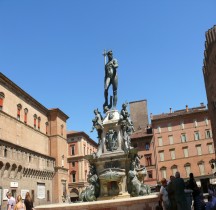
[3,189,8,201]
[10,182,18,188]
[37,183,45,199]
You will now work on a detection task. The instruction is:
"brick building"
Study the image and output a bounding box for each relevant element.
[131,128,157,186]
[151,104,215,191]
[67,131,97,202]
[0,73,69,209]
[203,25,216,151]
[129,100,149,131]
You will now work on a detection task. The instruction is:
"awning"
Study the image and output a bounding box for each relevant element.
[70,192,78,198]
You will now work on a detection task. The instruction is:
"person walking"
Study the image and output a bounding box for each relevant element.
[24,192,33,210]
[173,171,188,210]
[167,175,177,210]
[6,192,16,210]
[186,172,201,210]
[159,178,170,210]
[14,195,26,210]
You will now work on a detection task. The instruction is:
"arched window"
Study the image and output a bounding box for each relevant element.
[24,108,28,124]
[160,166,167,179]
[38,117,41,130]
[171,165,178,176]
[45,122,49,134]
[17,104,22,120]
[0,92,5,110]
[198,161,205,175]
[61,124,64,136]
[184,163,191,177]
[33,114,37,128]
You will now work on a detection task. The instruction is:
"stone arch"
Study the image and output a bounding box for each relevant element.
[70,188,79,202]
[3,162,10,178]
[10,163,17,179]
[17,165,22,179]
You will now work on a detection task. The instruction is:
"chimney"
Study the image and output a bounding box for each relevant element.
[186,105,188,112]
[200,102,204,107]
[170,108,172,113]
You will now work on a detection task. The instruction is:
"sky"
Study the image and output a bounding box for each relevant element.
[0,1,215,141]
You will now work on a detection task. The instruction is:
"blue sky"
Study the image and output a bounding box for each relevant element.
[0,1,215,141]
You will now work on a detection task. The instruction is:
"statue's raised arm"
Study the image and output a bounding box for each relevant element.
[103,50,118,112]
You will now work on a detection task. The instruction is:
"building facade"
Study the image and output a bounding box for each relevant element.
[151,104,215,191]
[67,131,97,202]
[203,25,216,150]
[131,127,157,186]
[129,100,149,131]
[0,73,69,209]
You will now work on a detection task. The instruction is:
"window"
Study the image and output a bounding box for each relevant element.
[171,165,178,176]
[72,162,75,167]
[47,190,50,202]
[145,154,152,166]
[33,114,37,129]
[181,134,187,142]
[170,149,176,160]
[17,104,22,120]
[207,143,214,154]
[160,167,167,179]
[183,147,189,157]
[158,137,163,146]
[184,163,191,177]
[145,143,150,150]
[169,135,174,144]
[24,108,28,124]
[205,118,209,126]
[4,147,7,157]
[205,130,212,139]
[196,145,202,155]
[198,162,205,175]
[168,123,172,131]
[159,151,164,161]
[194,119,198,128]
[180,121,184,130]
[29,156,32,162]
[45,122,49,135]
[0,92,5,110]
[31,190,34,202]
[61,124,64,136]
[157,126,161,133]
[71,145,75,155]
[147,170,153,179]
[84,146,86,155]
[72,173,76,182]
[38,117,41,130]
[194,132,200,140]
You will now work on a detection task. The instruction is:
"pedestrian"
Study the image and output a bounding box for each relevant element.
[14,195,26,210]
[173,171,188,210]
[186,172,201,210]
[159,178,170,210]
[24,192,33,210]
[167,175,177,210]
[6,192,16,210]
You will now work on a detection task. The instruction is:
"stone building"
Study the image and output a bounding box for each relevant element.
[203,25,216,150]
[67,131,97,202]
[151,104,215,192]
[0,73,69,209]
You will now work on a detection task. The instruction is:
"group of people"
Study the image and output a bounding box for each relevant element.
[6,191,34,210]
[159,171,188,210]
[159,172,216,210]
